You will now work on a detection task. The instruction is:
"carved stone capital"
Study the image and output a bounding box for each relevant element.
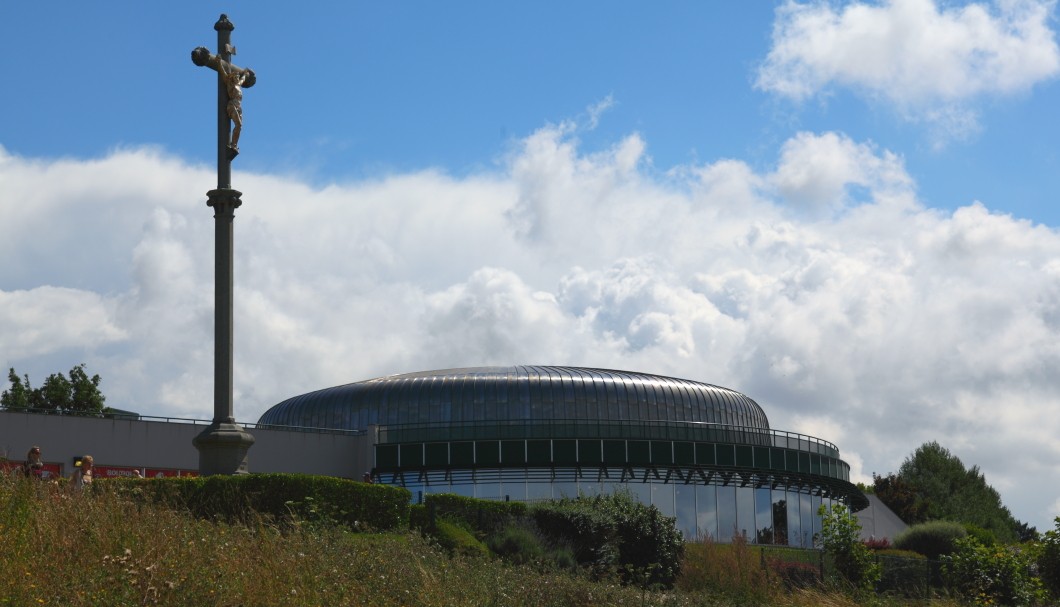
[206,188,243,213]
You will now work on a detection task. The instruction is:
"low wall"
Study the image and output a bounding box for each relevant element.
[0,411,370,479]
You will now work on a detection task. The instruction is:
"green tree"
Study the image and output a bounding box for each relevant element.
[876,441,1020,542]
[873,471,926,524]
[0,369,32,411]
[1,364,106,415]
[67,363,106,414]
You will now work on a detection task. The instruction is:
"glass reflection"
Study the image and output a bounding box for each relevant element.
[696,484,718,540]
[652,483,676,518]
[755,487,773,544]
[716,486,737,542]
[675,484,697,539]
[736,486,755,541]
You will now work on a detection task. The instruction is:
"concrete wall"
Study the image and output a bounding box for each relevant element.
[856,494,909,542]
[0,411,371,479]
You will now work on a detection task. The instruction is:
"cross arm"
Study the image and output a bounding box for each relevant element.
[191,47,257,88]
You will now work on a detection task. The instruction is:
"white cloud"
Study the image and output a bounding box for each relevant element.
[757,0,1060,138]
[2,126,1060,529]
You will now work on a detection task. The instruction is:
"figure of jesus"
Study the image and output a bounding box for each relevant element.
[218,62,250,152]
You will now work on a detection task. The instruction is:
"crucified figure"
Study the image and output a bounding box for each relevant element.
[219,61,250,153]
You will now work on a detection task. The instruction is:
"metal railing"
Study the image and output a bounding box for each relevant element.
[375,419,840,457]
[0,407,365,436]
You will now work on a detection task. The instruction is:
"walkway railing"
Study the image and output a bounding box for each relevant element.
[0,407,365,436]
[375,419,840,457]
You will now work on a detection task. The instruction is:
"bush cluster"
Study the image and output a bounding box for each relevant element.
[1038,517,1060,600]
[102,473,411,531]
[817,503,880,593]
[412,490,683,588]
[894,520,968,559]
[942,536,1045,606]
[531,492,684,587]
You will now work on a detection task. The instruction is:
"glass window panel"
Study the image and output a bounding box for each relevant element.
[787,490,802,547]
[772,490,789,546]
[451,482,474,498]
[810,494,823,546]
[624,479,652,507]
[800,493,814,549]
[476,482,501,501]
[652,482,676,518]
[553,481,579,500]
[675,483,697,539]
[755,487,773,544]
[697,484,718,541]
[716,486,737,542]
[526,482,552,501]
[500,479,526,502]
[578,478,602,497]
[736,486,755,541]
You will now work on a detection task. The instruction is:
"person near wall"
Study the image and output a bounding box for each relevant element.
[22,446,44,479]
[70,455,94,492]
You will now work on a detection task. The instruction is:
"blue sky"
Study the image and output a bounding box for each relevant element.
[3,1,1060,531]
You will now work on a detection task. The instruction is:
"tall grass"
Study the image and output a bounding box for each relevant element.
[0,473,963,606]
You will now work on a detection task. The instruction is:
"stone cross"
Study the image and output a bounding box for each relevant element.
[190,14,255,475]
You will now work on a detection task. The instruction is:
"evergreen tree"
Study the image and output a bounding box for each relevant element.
[875,441,1021,543]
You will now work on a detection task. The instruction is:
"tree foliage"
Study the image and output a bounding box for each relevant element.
[873,441,1024,543]
[1040,517,1060,600]
[1,364,106,415]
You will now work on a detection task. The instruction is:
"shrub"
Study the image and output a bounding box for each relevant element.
[532,491,684,588]
[101,473,411,531]
[487,521,546,565]
[863,536,891,550]
[874,550,935,598]
[486,521,577,571]
[894,520,967,559]
[942,536,1045,606]
[423,493,527,533]
[817,503,880,593]
[431,517,491,558]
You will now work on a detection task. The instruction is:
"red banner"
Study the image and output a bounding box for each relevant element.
[2,461,62,479]
[144,468,198,478]
[94,465,144,479]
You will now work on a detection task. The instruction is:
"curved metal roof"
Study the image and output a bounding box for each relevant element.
[258,365,771,431]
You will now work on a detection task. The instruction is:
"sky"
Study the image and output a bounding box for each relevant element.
[1,0,1059,531]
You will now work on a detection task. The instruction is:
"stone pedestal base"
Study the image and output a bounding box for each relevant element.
[193,421,255,475]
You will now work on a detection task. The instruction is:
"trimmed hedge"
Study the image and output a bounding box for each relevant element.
[894,520,967,559]
[423,493,528,532]
[99,473,410,531]
[532,492,684,588]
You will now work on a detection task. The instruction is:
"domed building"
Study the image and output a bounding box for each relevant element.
[259,365,866,545]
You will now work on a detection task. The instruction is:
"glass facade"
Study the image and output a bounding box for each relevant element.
[395,468,833,544]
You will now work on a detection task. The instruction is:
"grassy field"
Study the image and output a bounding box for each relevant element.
[0,474,963,607]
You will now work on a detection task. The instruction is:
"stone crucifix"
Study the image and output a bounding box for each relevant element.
[190,14,256,475]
